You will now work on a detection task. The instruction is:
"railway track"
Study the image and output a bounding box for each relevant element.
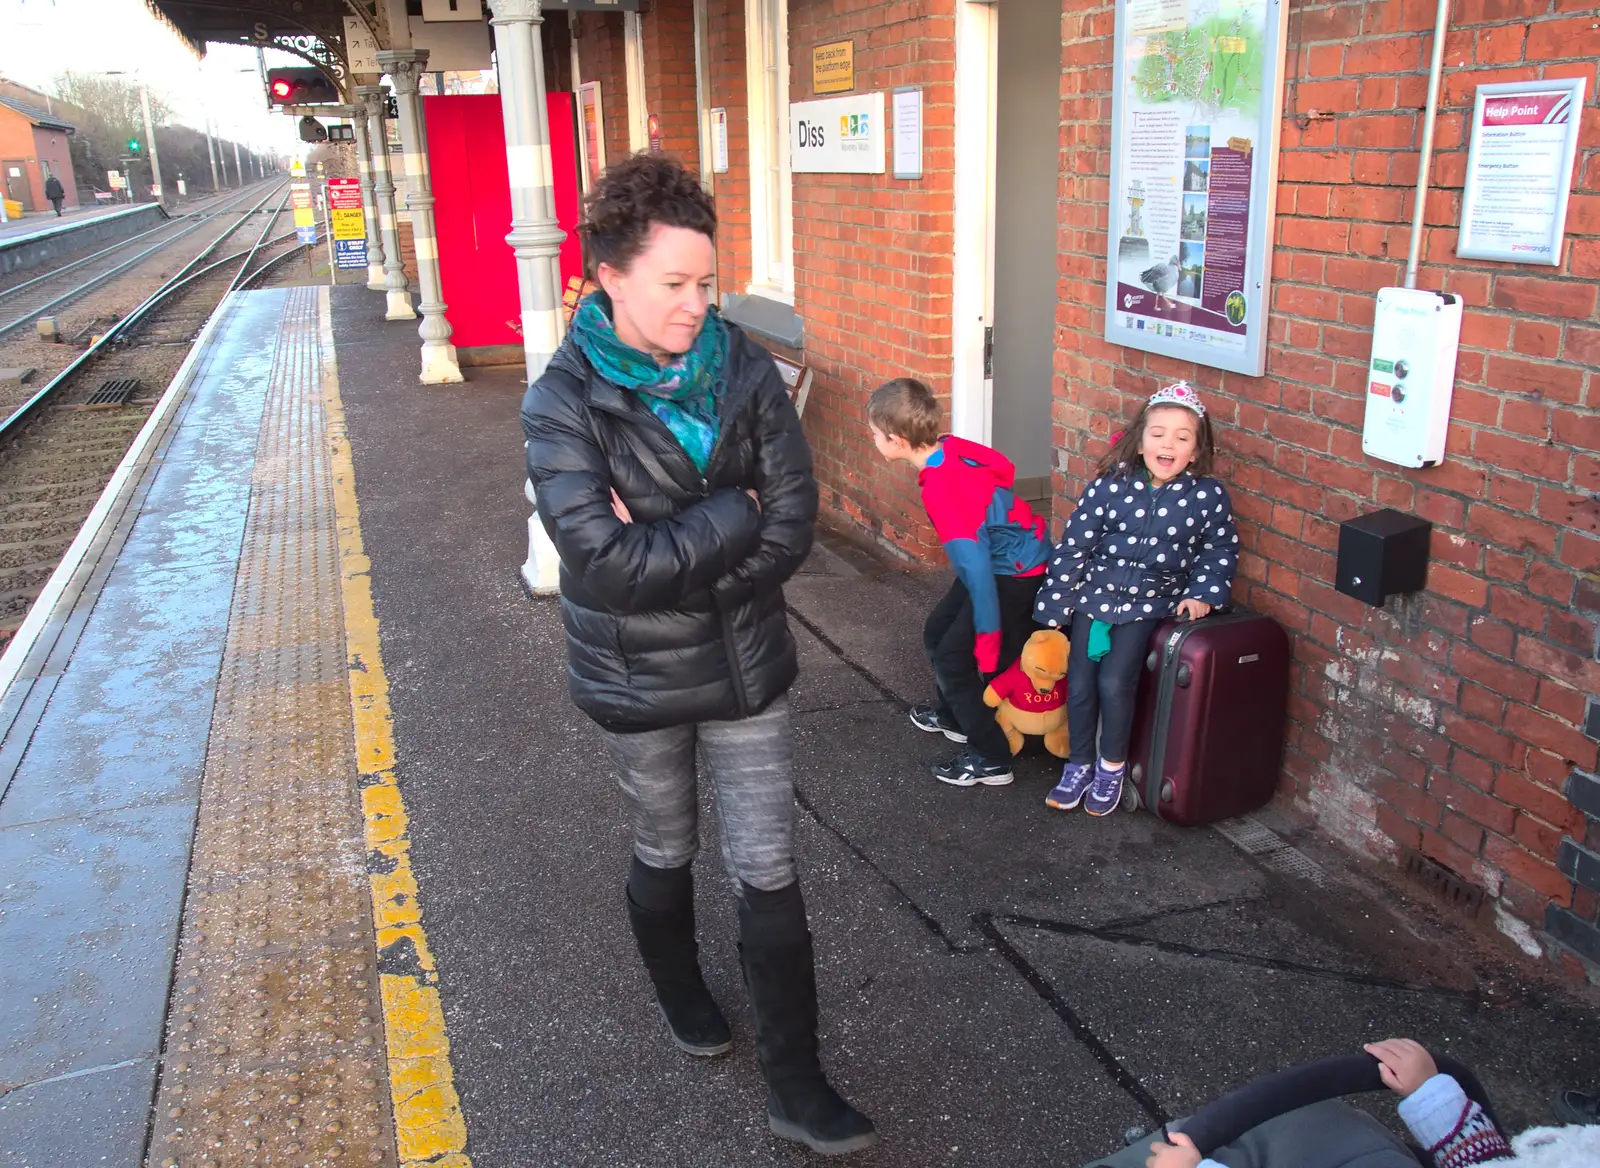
[0,182,281,339]
[0,188,326,647]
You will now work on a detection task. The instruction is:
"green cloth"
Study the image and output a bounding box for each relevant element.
[569,291,728,472]
[1087,619,1114,662]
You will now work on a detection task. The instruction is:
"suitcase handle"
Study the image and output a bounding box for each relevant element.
[1174,1052,1500,1157]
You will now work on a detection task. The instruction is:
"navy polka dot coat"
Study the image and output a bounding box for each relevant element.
[1034,469,1240,628]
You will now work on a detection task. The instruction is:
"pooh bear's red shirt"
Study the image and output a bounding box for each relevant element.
[988,661,1066,712]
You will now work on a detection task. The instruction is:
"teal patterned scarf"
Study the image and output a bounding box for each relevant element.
[570,292,728,473]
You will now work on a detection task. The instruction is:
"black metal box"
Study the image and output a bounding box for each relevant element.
[1336,509,1431,606]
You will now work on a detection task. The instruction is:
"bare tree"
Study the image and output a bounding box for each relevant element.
[52,71,176,196]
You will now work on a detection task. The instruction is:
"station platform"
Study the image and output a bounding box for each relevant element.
[0,202,147,243]
[0,202,168,277]
[1,283,1596,1168]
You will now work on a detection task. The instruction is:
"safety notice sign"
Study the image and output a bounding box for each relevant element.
[291,180,317,245]
[327,177,367,269]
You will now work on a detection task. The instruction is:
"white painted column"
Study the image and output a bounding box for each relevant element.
[490,0,571,596]
[357,83,416,320]
[349,101,387,291]
[379,48,462,384]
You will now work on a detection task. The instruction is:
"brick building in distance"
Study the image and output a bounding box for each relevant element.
[541,0,1600,983]
[0,79,78,213]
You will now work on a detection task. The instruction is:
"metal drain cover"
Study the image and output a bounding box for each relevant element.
[86,377,142,406]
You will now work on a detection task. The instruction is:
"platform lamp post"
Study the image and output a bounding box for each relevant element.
[377,47,462,383]
[203,118,221,190]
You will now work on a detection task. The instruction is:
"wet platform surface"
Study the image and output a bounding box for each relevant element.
[0,282,1596,1167]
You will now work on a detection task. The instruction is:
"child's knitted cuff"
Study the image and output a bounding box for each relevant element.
[1399,1074,1514,1167]
[1400,1074,1473,1149]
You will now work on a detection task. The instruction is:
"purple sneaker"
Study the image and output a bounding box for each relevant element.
[1083,761,1125,817]
[1046,762,1094,811]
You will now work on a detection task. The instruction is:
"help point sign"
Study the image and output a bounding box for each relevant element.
[790,92,884,174]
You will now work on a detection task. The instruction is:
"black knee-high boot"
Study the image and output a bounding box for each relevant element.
[625,857,732,1057]
[739,881,877,1155]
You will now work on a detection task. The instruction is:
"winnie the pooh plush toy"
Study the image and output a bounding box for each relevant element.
[983,629,1070,758]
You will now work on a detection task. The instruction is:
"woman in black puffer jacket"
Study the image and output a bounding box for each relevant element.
[520,154,875,1156]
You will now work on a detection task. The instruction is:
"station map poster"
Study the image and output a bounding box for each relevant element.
[1457,78,1586,266]
[1104,0,1289,377]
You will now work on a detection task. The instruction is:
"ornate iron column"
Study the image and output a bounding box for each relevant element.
[356,83,415,320]
[378,48,462,384]
[488,0,570,384]
[489,0,570,595]
[349,101,387,292]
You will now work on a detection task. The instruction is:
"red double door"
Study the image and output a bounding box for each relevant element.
[423,93,583,350]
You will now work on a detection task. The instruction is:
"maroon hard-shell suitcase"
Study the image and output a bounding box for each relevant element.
[1125,609,1290,826]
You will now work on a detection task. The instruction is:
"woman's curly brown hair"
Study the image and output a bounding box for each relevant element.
[577,153,717,276]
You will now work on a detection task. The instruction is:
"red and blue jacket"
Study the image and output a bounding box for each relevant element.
[919,436,1050,673]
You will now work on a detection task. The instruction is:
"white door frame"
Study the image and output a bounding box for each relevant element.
[624,11,649,153]
[950,0,998,444]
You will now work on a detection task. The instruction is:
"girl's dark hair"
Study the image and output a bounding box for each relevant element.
[1096,402,1216,479]
[577,153,717,276]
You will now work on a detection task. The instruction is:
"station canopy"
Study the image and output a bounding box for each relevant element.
[143,0,369,84]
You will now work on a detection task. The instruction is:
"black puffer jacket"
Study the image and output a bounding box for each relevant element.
[521,322,818,732]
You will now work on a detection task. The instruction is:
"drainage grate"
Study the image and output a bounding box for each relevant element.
[85,377,142,406]
[1213,814,1334,888]
[1400,846,1485,918]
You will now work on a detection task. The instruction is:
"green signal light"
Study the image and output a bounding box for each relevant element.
[128,138,141,152]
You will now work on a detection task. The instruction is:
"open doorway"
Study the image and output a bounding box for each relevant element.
[951,0,1059,514]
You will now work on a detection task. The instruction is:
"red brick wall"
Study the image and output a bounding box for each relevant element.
[573,12,633,169]
[1054,0,1600,970]
[642,0,702,169]
[783,0,959,557]
[703,0,753,294]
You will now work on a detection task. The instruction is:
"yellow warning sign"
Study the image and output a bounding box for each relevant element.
[813,40,854,95]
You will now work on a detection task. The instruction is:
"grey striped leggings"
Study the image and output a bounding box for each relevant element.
[597,696,796,892]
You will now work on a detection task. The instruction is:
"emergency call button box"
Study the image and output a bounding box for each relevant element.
[1361,287,1463,468]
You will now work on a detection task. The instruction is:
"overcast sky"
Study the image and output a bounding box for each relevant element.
[0,0,304,153]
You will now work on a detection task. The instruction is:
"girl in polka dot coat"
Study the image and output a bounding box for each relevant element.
[1036,381,1240,817]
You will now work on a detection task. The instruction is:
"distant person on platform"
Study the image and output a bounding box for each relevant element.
[44,174,65,217]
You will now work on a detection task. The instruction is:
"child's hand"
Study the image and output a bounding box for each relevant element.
[1365,1038,1437,1098]
[1145,1131,1202,1168]
[1175,598,1211,621]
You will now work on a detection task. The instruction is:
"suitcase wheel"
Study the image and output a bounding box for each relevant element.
[1120,783,1141,812]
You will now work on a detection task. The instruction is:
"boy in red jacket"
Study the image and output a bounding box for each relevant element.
[867,378,1049,786]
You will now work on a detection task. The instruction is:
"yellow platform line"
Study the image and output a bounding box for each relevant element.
[318,288,473,1168]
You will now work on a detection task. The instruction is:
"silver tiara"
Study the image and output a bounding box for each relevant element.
[1149,380,1205,418]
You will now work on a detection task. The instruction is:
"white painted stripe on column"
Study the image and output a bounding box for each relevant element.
[414,235,439,262]
[523,308,561,357]
[505,144,553,192]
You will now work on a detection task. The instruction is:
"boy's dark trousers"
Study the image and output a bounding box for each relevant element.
[924,574,1042,762]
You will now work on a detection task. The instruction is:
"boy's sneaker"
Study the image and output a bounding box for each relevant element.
[933,751,1013,787]
[1045,762,1095,811]
[1083,760,1125,817]
[909,702,967,743]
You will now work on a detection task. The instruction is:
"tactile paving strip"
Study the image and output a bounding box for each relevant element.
[147,286,398,1167]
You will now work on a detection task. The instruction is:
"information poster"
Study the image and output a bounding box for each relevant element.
[291,180,317,245]
[1458,78,1585,266]
[1105,0,1288,377]
[328,176,366,270]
